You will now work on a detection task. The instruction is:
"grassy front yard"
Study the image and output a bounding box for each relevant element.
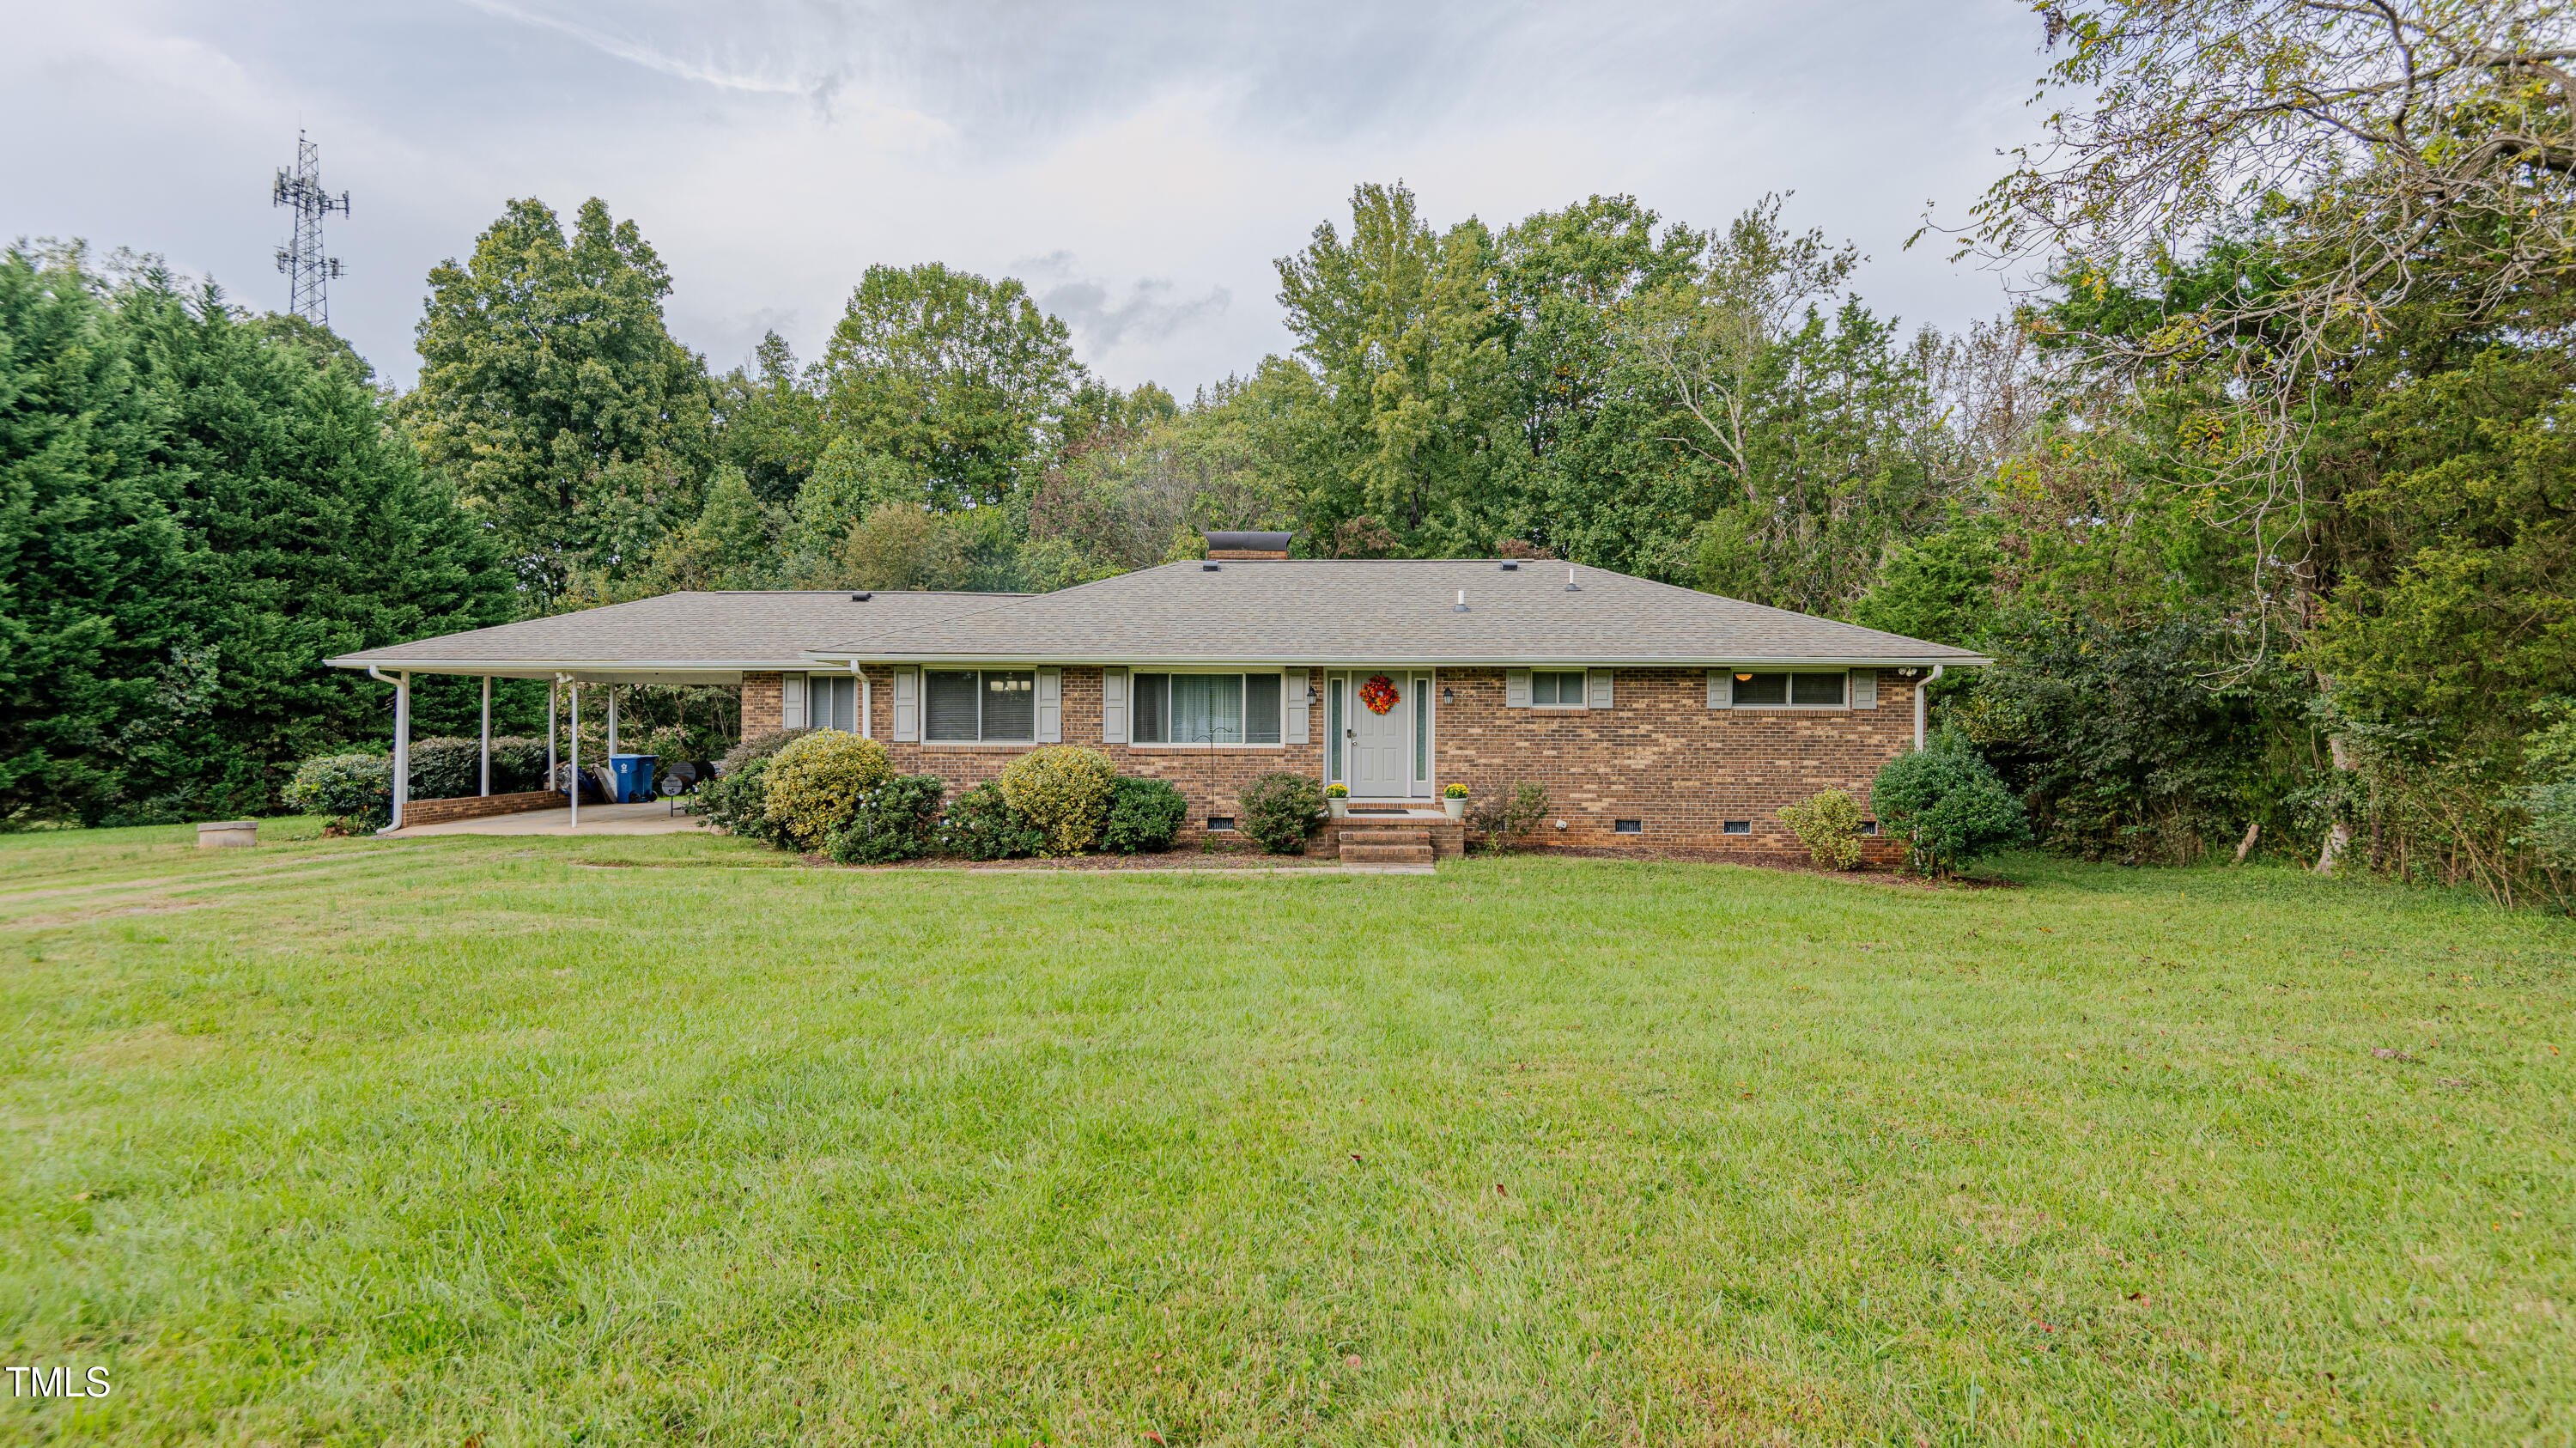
[3,824,2569,1445]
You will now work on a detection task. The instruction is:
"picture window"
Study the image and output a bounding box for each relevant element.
[1133,672,1282,745]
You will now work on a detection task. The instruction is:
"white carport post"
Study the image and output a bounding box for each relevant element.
[368,666,410,834]
[568,680,581,830]
[606,685,620,758]
[479,676,493,796]
[546,680,558,789]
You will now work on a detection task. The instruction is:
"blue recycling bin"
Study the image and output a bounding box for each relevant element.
[608,754,658,803]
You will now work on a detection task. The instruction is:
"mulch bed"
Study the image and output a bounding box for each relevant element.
[1509,843,2020,888]
[797,849,1336,873]
[769,842,2016,886]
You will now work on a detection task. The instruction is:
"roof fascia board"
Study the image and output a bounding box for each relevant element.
[321,658,802,673]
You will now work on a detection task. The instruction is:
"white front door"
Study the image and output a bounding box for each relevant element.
[1347,670,1410,797]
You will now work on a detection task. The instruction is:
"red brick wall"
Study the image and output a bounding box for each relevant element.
[763,663,1921,853]
[742,672,783,737]
[401,790,568,828]
[859,666,1324,846]
[1432,667,1917,850]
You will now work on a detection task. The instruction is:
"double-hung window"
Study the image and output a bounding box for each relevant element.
[1132,672,1283,745]
[809,675,858,733]
[1530,670,1588,706]
[926,669,1036,741]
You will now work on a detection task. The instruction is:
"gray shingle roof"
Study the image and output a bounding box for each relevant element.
[325,590,1021,674]
[325,563,1986,676]
[818,561,1987,666]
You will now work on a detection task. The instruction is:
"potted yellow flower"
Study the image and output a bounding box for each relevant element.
[1326,782,1350,819]
[1441,782,1469,819]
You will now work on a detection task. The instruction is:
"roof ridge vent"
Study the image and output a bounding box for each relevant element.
[851,591,872,602]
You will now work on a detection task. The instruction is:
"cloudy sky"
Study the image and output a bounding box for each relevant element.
[3,0,2051,392]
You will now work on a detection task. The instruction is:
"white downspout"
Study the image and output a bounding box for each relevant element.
[479,676,492,797]
[854,662,871,739]
[368,666,410,833]
[1914,664,1944,750]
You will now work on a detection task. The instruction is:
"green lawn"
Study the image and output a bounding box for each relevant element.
[3,824,2569,1445]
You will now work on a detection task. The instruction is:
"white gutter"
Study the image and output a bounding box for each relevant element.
[324,658,820,672]
[799,654,1994,670]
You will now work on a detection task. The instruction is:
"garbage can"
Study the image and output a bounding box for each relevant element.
[608,754,658,803]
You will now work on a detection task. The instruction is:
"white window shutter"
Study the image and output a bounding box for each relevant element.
[1851,669,1877,709]
[891,667,919,742]
[1505,668,1531,708]
[1708,669,1732,709]
[1036,668,1062,742]
[1587,669,1614,709]
[1101,668,1129,744]
[1282,669,1309,744]
[781,673,808,729]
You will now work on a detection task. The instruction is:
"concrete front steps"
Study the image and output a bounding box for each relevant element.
[1313,809,1461,873]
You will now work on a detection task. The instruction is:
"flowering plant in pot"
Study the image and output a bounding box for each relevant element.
[1442,781,1470,819]
[1325,781,1350,818]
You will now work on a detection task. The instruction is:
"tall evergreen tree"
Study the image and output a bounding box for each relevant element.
[0,246,192,825]
[125,278,518,812]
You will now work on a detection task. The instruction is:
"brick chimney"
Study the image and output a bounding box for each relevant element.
[1202,530,1292,561]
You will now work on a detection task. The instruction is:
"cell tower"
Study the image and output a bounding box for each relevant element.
[272,131,349,324]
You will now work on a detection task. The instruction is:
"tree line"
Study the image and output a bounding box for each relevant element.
[3,0,2568,905]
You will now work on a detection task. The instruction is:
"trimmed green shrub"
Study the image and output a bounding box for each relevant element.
[1871,729,2031,878]
[998,746,1118,856]
[694,756,781,843]
[407,735,552,799]
[941,781,1045,861]
[281,752,392,830]
[1777,788,1866,869]
[1237,771,1321,855]
[827,773,947,864]
[762,731,895,850]
[1102,776,1189,854]
[695,729,813,844]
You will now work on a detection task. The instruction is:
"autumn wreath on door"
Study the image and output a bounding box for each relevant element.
[1358,673,1401,715]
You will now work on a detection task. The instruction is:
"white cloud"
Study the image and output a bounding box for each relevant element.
[1,0,2051,391]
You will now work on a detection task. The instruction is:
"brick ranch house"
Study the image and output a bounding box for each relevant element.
[326,533,1985,853]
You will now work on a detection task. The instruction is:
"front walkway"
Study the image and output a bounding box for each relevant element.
[386,802,708,838]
